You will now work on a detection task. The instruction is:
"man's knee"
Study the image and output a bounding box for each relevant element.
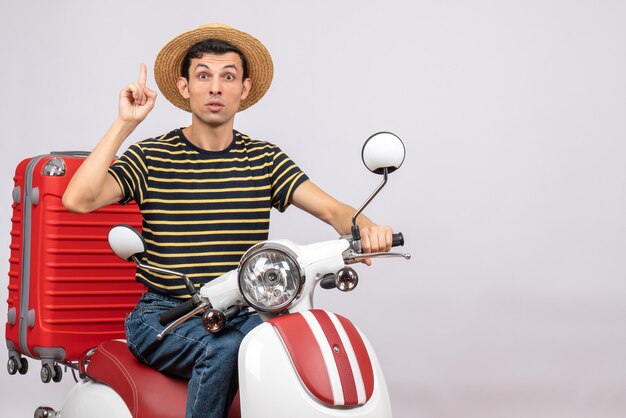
[197,328,245,366]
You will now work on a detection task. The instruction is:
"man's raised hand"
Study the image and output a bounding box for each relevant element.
[118,63,157,124]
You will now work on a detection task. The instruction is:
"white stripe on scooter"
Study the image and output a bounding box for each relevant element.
[327,312,366,404]
[301,311,344,405]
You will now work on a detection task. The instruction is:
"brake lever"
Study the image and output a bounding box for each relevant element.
[344,251,411,264]
[156,301,209,341]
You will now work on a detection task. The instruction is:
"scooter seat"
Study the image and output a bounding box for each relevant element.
[87,340,187,418]
[87,340,241,418]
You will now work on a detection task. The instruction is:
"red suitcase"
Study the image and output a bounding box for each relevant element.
[5,152,143,383]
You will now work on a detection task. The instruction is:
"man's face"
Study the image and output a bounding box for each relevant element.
[177,52,252,127]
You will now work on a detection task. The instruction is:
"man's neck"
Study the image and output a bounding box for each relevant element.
[183,117,235,151]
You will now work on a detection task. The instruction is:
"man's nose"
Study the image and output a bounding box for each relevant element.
[209,79,222,95]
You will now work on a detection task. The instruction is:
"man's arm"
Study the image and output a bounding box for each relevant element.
[291,180,393,255]
[63,64,157,213]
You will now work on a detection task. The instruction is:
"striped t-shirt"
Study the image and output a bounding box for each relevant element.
[108,128,308,298]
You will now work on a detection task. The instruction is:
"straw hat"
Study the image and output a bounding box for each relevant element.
[154,23,273,112]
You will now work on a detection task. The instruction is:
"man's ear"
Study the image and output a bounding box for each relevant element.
[241,78,252,100]
[177,77,190,99]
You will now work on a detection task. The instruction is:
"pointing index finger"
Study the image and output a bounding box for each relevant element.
[138,63,147,87]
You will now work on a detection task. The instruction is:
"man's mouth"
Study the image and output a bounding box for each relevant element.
[206,100,224,112]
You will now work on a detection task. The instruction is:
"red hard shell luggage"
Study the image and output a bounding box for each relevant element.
[5,152,143,382]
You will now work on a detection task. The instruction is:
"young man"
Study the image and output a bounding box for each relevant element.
[63,23,392,418]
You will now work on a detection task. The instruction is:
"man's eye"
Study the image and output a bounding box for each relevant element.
[198,73,208,79]
[225,74,234,80]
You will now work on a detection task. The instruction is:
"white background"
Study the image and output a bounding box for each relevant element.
[1,1,625,417]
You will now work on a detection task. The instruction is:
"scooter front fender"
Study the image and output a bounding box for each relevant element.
[239,316,392,418]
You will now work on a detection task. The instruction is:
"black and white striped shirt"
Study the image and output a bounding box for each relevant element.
[109,128,308,298]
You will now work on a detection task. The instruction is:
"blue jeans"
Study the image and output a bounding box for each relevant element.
[125,292,262,418]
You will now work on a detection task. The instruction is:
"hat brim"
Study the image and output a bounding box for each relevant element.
[154,23,273,113]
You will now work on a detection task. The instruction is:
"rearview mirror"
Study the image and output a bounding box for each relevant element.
[108,225,146,261]
[361,132,405,174]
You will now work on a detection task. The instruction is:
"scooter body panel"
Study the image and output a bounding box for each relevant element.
[239,320,392,418]
[60,379,132,418]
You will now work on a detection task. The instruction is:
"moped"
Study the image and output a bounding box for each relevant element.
[34,132,410,418]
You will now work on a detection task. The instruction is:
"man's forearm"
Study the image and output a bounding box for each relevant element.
[291,180,385,248]
[326,201,375,236]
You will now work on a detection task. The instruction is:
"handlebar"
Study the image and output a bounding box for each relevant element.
[342,230,410,264]
[156,300,241,339]
[158,234,406,322]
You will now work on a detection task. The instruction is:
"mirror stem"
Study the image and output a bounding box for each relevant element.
[351,168,389,251]
[131,256,199,297]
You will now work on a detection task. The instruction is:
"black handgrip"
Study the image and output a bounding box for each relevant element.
[392,232,404,247]
[224,306,241,320]
[320,274,337,290]
[158,299,197,326]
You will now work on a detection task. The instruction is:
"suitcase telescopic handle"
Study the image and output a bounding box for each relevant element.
[50,151,92,156]
[50,151,121,159]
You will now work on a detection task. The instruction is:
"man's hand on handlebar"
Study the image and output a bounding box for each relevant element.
[359,224,393,266]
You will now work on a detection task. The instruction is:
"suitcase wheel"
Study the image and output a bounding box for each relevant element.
[40,364,52,383]
[7,356,28,375]
[40,364,63,383]
[52,364,63,383]
[7,357,18,375]
[19,357,28,375]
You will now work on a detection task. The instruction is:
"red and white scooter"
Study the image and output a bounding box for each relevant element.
[35,132,410,418]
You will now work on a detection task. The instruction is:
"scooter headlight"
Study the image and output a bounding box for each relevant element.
[238,243,304,313]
